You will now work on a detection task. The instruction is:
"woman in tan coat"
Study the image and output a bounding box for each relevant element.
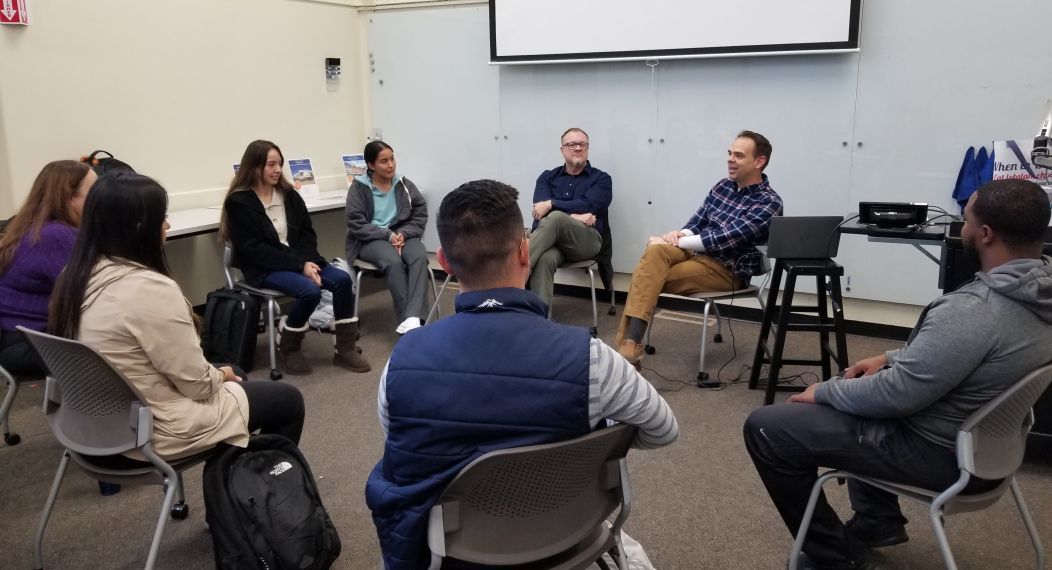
[49,172,304,460]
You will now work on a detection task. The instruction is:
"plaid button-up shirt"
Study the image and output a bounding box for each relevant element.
[681,174,782,282]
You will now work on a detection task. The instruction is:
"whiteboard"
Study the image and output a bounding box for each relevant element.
[491,0,862,63]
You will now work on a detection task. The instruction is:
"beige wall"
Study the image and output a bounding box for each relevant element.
[0,0,369,303]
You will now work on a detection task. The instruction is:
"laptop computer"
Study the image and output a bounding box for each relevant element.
[765,216,845,259]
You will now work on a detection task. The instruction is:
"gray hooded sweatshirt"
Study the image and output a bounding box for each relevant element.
[815,256,1052,449]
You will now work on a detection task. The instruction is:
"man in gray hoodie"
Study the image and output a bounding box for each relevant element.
[744,179,1052,570]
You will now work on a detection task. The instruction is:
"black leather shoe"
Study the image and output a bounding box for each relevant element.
[845,515,909,548]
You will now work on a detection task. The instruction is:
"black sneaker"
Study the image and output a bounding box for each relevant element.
[845,515,909,548]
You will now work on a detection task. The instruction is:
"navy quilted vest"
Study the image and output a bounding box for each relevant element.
[365,288,592,570]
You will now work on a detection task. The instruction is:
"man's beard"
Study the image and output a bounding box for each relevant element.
[963,237,982,272]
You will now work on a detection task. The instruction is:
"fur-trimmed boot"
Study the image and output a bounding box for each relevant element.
[278,318,313,376]
[333,318,371,373]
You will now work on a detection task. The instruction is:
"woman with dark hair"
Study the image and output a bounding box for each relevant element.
[346,141,430,334]
[0,160,96,376]
[222,139,369,375]
[49,172,305,460]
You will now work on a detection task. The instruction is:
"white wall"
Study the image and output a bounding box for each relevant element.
[365,1,1052,311]
[0,0,369,302]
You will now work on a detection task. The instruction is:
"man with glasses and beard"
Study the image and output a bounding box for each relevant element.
[743,179,1052,570]
[527,127,612,306]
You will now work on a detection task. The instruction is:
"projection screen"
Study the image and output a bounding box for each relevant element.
[490,0,863,64]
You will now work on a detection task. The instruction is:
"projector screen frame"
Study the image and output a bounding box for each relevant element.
[489,0,863,65]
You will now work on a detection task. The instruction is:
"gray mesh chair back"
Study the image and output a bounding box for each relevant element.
[789,362,1052,570]
[20,327,148,456]
[18,327,212,570]
[224,244,284,380]
[957,363,1052,480]
[427,424,637,569]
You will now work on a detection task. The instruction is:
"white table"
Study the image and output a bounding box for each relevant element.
[166,190,348,239]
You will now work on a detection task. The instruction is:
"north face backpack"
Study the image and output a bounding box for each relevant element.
[203,435,342,570]
[201,288,260,372]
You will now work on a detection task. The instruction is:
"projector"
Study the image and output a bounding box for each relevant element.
[858,202,929,229]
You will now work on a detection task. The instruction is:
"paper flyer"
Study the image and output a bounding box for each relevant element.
[342,154,367,184]
[288,158,319,198]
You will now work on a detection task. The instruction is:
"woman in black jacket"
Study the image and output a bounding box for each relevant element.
[221,140,369,375]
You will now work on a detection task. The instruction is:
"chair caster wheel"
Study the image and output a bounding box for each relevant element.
[714,334,723,343]
[696,371,719,388]
[270,369,283,381]
[171,503,189,520]
[589,327,598,338]
[644,345,656,355]
[4,432,20,445]
[607,307,616,316]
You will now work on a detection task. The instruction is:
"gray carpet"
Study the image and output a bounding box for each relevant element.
[1,280,1049,569]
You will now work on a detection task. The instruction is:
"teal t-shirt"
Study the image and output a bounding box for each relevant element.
[371,186,398,228]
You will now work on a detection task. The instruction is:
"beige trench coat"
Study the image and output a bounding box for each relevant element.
[78,258,249,460]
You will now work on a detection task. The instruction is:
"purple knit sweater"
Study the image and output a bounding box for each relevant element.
[0,221,78,332]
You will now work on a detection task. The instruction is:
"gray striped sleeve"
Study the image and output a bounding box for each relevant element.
[377,360,391,437]
[588,338,679,449]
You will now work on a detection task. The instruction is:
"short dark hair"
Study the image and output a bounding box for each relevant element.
[737,130,772,171]
[437,180,522,286]
[49,172,171,338]
[971,179,1051,248]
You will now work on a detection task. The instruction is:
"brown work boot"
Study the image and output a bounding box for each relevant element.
[617,339,644,371]
[333,319,371,373]
[278,319,313,376]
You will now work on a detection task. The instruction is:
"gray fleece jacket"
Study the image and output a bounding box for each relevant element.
[815,256,1052,449]
[345,174,428,262]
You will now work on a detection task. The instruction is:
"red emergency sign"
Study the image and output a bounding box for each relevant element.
[0,0,29,25]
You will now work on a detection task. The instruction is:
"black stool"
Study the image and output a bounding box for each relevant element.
[748,258,849,405]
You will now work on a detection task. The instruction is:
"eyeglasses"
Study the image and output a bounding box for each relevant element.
[561,142,589,150]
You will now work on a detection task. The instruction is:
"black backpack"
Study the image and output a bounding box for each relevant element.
[202,288,260,372]
[203,435,342,570]
[80,150,135,175]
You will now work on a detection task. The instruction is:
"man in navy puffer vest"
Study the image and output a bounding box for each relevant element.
[365,179,679,569]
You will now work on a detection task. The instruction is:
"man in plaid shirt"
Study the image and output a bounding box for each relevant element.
[614,130,783,368]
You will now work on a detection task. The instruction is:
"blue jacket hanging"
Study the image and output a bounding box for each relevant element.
[952,145,994,212]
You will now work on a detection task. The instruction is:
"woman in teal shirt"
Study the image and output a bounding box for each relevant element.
[345,141,430,334]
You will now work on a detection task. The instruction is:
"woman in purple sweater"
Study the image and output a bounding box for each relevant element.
[0,160,97,376]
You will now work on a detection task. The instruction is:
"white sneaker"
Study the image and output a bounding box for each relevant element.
[395,317,422,335]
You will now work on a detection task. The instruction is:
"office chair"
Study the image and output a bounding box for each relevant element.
[427,424,637,570]
[0,363,23,445]
[19,327,219,570]
[789,363,1052,570]
[644,248,771,386]
[223,245,283,380]
[350,257,441,322]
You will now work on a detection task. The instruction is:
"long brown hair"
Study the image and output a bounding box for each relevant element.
[220,140,293,240]
[0,160,91,274]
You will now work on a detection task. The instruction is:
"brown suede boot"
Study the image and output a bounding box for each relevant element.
[333,319,371,373]
[278,320,313,376]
